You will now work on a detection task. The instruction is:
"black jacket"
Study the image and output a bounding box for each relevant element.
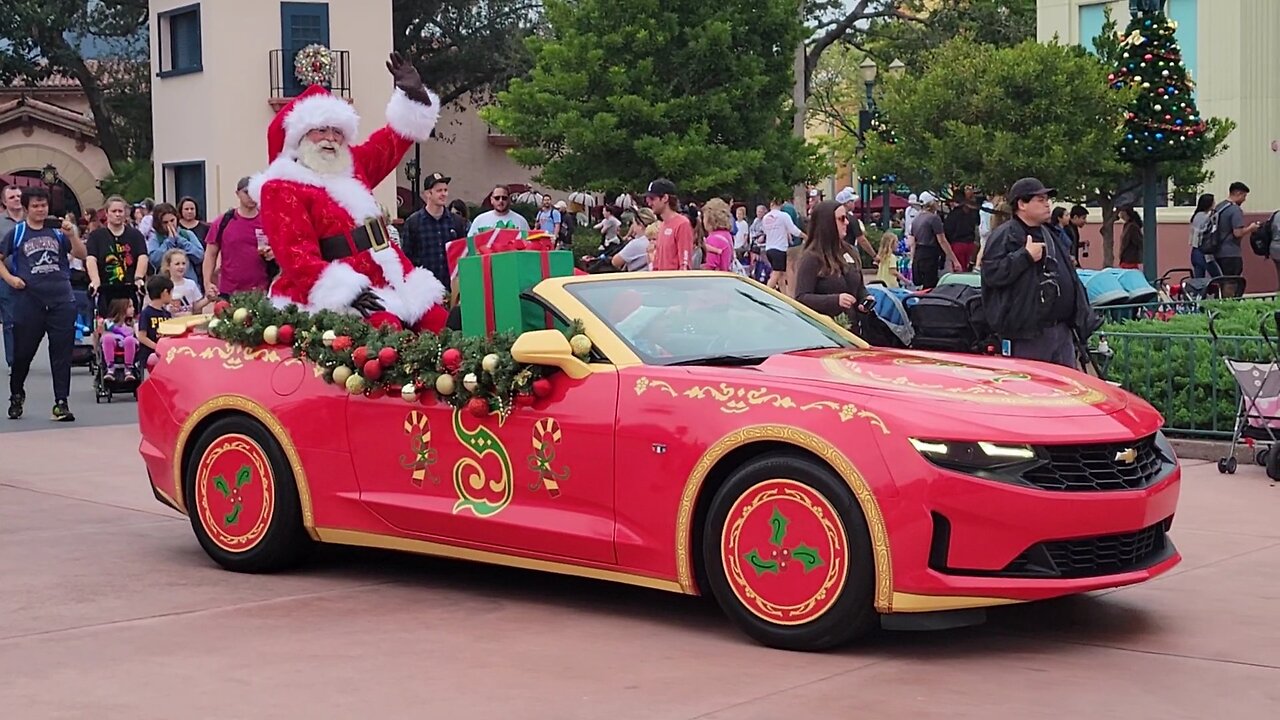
[980,219,1100,341]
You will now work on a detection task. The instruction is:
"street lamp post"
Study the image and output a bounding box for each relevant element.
[857,57,878,226]
[405,146,421,212]
[40,163,60,188]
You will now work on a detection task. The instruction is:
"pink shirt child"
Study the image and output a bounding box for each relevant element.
[701,229,735,271]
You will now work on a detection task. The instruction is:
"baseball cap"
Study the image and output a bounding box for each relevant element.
[808,188,820,198]
[424,172,451,189]
[1008,177,1056,201]
[919,191,937,205]
[908,193,920,205]
[555,200,568,210]
[835,189,855,204]
[645,178,678,198]
[236,176,252,192]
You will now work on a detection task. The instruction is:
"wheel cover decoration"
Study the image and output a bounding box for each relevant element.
[452,408,514,517]
[526,417,569,498]
[402,411,439,487]
[722,479,848,625]
[195,434,274,552]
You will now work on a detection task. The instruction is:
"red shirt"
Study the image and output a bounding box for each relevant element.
[652,213,694,271]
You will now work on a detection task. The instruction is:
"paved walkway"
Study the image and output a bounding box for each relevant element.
[2,422,1278,719]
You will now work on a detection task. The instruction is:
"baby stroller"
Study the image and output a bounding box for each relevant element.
[89,289,142,404]
[1159,267,1247,302]
[71,289,95,367]
[1210,310,1280,477]
[906,283,995,354]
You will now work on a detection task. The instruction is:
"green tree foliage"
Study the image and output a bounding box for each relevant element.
[392,0,542,108]
[856,38,1130,197]
[862,0,1037,72]
[0,1,149,165]
[98,157,154,202]
[482,0,821,197]
[1110,8,1205,163]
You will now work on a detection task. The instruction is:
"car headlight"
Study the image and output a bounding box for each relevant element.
[909,438,1040,473]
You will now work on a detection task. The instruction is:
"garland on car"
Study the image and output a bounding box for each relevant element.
[205,293,591,417]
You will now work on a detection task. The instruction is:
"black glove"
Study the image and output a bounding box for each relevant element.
[352,289,384,317]
[386,52,433,106]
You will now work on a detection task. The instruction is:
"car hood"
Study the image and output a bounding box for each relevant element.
[727,348,1133,418]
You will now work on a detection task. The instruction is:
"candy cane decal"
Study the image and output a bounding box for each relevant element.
[451,407,514,517]
[401,411,438,487]
[527,417,570,498]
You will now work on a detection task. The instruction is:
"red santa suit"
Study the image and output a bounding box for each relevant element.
[248,84,447,332]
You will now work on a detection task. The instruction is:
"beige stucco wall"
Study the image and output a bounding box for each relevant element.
[0,132,109,211]
[150,0,397,214]
[1037,0,1280,217]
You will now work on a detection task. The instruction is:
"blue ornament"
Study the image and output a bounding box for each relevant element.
[1175,119,1183,126]
[1127,133,1134,140]
[1156,133,1164,140]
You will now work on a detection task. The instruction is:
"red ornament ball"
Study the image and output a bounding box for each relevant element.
[367,385,386,400]
[515,393,536,407]
[378,347,398,367]
[352,345,369,366]
[531,378,552,399]
[213,300,231,316]
[442,348,463,372]
[467,397,490,418]
[1107,73,1116,82]
[277,324,295,345]
[363,358,383,381]
[332,336,353,352]
[1144,54,1153,61]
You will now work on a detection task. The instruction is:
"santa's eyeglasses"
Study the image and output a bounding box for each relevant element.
[306,126,345,139]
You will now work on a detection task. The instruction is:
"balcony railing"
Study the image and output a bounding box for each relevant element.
[269,49,351,107]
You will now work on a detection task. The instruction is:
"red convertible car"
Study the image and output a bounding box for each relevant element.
[139,273,1181,651]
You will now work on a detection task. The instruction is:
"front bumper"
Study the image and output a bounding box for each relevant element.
[884,458,1181,612]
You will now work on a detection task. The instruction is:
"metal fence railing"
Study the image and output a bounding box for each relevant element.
[1093,331,1275,438]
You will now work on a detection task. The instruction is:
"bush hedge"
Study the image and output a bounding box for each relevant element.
[1099,298,1280,434]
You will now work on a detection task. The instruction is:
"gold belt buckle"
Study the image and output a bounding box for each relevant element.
[367,218,390,251]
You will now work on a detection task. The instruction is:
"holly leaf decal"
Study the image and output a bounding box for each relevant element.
[235,465,252,488]
[744,549,779,576]
[768,506,789,547]
[224,504,241,526]
[792,543,824,573]
[213,475,230,497]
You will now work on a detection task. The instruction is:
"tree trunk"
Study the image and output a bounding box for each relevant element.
[1099,195,1117,268]
[39,31,127,165]
[1141,163,1159,282]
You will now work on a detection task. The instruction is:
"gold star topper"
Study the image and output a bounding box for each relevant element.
[1169,20,1179,30]
[1125,30,1144,45]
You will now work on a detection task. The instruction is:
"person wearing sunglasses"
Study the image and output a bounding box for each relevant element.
[469,185,531,237]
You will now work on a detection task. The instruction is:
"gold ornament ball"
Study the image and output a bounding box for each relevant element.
[481,353,501,373]
[463,372,479,392]
[570,334,593,357]
[322,330,337,348]
[400,382,418,403]
[436,374,456,396]
[263,325,280,345]
[332,365,353,385]
[232,307,250,324]
[344,373,366,395]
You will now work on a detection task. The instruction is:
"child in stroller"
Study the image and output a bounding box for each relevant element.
[94,297,142,400]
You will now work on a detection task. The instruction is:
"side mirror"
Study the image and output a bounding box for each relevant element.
[510,329,592,380]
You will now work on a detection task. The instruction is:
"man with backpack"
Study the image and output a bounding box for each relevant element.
[0,187,88,421]
[1201,182,1263,281]
[203,177,271,301]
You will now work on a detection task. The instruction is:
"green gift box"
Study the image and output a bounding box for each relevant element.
[459,249,575,337]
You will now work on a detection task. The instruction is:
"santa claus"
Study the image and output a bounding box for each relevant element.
[248,53,448,332]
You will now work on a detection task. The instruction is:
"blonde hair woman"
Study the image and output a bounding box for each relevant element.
[699,199,736,271]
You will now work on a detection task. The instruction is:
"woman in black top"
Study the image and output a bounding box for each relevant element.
[1118,206,1143,270]
[793,200,873,331]
[86,195,149,316]
[177,197,210,244]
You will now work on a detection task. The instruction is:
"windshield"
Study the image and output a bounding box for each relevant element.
[565,276,854,366]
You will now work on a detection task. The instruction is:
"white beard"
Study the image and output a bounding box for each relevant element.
[297,138,354,177]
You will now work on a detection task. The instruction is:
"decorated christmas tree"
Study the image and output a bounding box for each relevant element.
[1109,3,1207,162]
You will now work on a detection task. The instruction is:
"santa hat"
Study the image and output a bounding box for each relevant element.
[267,85,360,162]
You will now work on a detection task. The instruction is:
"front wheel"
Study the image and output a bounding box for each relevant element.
[701,454,877,651]
[184,415,312,572]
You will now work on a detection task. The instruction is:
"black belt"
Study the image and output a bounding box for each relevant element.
[319,218,392,261]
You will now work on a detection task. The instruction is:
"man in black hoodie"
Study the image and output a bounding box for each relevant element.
[981,178,1099,368]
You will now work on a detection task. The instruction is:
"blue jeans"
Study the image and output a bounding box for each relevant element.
[1191,248,1221,279]
[0,281,14,367]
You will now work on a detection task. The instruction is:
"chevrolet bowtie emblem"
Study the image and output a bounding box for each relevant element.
[1115,448,1138,465]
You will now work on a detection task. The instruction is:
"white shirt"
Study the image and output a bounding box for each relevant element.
[733,221,749,249]
[904,206,921,239]
[170,277,202,317]
[978,201,994,243]
[469,210,531,236]
[761,209,802,252]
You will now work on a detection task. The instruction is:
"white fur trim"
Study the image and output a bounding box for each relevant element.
[308,261,370,312]
[385,88,440,142]
[282,94,360,158]
[248,156,381,223]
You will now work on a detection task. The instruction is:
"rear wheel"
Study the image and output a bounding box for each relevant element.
[184,415,311,572]
[701,454,877,651]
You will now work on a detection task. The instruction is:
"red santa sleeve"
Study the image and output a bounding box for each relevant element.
[351,88,440,189]
[261,180,368,311]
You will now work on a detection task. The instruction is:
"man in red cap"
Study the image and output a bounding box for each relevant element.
[248,53,448,332]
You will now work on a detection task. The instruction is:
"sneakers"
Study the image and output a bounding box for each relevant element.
[7,393,23,420]
[113,366,126,384]
[51,400,75,422]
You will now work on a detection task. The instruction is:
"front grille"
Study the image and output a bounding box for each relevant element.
[1020,435,1166,492]
[1002,520,1172,578]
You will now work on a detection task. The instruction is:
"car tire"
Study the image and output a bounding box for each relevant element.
[701,453,877,651]
[184,415,311,573]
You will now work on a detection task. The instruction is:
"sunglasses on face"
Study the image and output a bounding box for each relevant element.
[492,195,509,201]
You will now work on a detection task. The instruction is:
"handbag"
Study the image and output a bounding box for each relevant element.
[1035,227,1062,323]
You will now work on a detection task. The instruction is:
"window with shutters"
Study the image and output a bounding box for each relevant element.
[157,4,203,78]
